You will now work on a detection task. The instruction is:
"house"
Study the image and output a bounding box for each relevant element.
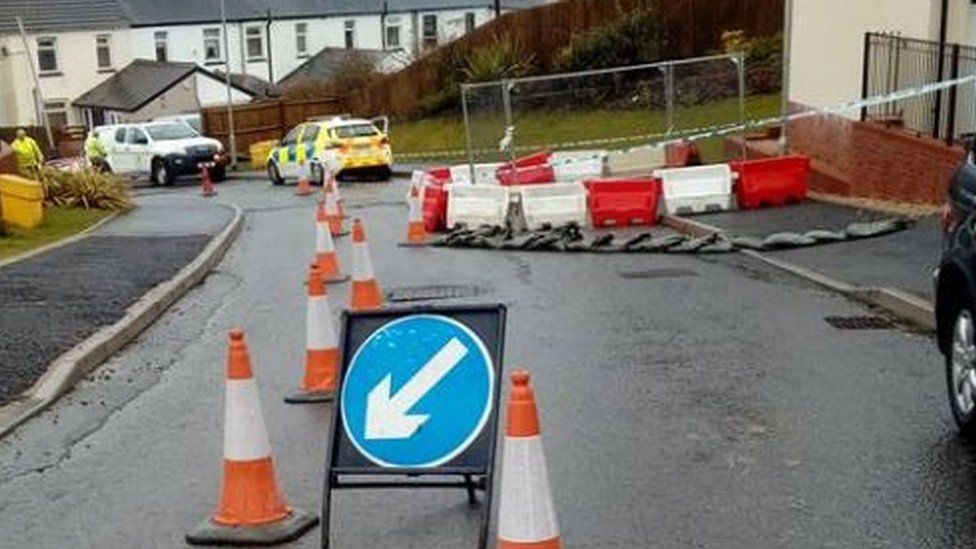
[0,0,552,129]
[276,47,408,91]
[72,59,262,126]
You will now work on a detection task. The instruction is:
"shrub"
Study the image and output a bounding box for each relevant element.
[461,39,535,83]
[553,9,662,73]
[36,166,133,212]
[721,30,783,94]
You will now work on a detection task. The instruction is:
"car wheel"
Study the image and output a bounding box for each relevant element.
[267,162,284,186]
[948,301,976,438]
[310,163,325,186]
[377,166,392,181]
[210,167,226,182]
[151,158,173,186]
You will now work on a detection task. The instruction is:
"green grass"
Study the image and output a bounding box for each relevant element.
[0,207,113,261]
[390,93,782,163]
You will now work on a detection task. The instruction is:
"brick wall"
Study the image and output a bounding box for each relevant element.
[738,111,966,205]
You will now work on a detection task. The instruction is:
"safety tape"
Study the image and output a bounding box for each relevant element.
[396,75,976,162]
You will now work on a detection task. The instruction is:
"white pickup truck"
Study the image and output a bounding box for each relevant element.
[95,121,228,186]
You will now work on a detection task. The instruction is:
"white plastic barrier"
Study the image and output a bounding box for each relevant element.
[606,145,666,175]
[447,184,511,228]
[519,182,588,230]
[551,152,606,182]
[655,164,734,215]
[450,163,501,185]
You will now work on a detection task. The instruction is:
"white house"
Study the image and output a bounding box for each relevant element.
[0,0,551,129]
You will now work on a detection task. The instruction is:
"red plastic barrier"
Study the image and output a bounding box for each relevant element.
[496,164,556,186]
[512,150,551,168]
[584,177,661,227]
[730,155,809,209]
[422,184,449,232]
[426,166,452,184]
[665,142,702,167]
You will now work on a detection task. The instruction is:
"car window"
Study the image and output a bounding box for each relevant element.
[332,124,380,139]
[115,127,127,143]
[303,124,320,143]
[145,123,198,140]
[281,125,303,146]
[127,128,149,145]
[185,118,202,133]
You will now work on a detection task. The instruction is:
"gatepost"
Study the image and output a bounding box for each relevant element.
[323,304,506,549]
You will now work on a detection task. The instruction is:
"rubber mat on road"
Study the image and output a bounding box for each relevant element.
[618,268,699,280]
[386,284,486,303]
[824,315,893,330]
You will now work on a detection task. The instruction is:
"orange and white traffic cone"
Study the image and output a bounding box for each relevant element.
[325,180,348,237]
[332,174,347,219]
[400,184,427,247]
[314,201,349,283]
[349,218,383,311]
[496,370,561,549]
[186,330,318,545]
[295,162,313,196]
[200,166,217,198]
[286,265,340,403]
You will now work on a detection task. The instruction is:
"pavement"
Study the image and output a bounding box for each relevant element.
[0,177,970,548]
[694,201,941,300]
[0,193,234,408]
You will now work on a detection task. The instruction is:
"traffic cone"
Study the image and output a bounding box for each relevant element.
[325,180,348,237]
[186,330,318,545]
[314,200,349,283]
[295,162,313,196]
[200,166,217,198]
[400,184,427,247]
[332,173,347,219]
[496,370,561,549]
[349,218,383,311]
[286,265,340,403]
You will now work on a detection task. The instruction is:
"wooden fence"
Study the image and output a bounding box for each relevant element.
[201,97,345,158]
[347,0,782,118]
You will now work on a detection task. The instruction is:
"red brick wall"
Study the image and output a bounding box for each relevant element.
[788,112,965,205]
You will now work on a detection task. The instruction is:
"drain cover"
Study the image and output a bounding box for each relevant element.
[618,268,698,280]
[386,284,486,303]
[824,315,893,330]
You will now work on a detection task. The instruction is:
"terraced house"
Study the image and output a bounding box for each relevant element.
[0,0,549,128]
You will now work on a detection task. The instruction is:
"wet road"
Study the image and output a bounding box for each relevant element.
[0,178,972,548]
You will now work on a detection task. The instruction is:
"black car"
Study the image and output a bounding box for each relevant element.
[936,140,976,436]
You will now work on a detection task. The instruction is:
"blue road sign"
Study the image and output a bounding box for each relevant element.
[340,314,496,468]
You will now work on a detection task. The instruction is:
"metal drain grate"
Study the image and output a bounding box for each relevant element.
[824,315,893,330]
[618,268,699,280]
[386,284,487,303]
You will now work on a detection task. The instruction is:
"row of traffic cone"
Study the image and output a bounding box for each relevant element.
[188,180,561,547]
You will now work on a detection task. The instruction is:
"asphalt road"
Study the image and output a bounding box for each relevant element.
[0,176,970,548]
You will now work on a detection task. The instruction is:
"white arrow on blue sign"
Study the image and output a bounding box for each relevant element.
[340,314,495,468]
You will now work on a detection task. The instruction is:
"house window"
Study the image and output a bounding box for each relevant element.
[465,12,476,33]
[96,34,112,70]
[154,31,168,62]
[344,20,355,49]
[37,37,58,74]
[385,24,400,49]
[43,100,68,129]
[203,28,222,62]
[422,15,438,49]
[246,26,264,61]
[296,23,308,57]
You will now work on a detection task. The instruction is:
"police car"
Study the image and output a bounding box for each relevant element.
[267,116,392,185]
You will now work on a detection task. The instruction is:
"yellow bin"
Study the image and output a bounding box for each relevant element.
[249,140,279,171]
[0,174,44,229]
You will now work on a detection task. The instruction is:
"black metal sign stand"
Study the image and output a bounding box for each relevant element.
[321,304,506,549]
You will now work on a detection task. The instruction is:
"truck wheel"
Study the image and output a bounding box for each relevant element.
[268,162,284,186]
[948,298,976,439]
[151,158,173,186]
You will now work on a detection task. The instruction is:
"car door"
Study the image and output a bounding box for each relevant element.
[107,126,130,172]
[124,127,152,176]
[276,125,304,179]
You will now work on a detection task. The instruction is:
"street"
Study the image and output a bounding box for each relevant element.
[0,176,969,548]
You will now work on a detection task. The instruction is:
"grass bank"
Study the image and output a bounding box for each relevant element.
[0,207,113,262]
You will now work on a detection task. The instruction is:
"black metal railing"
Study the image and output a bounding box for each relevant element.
[861,32,976,146]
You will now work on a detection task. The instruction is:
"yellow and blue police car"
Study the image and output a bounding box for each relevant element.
[266,116,392,185]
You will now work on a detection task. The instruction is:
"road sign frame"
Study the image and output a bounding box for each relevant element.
[321,303,506,549]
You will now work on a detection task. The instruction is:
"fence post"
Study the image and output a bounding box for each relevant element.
[947,43,961,147]
[860,32,871,122]
[277,100,286,139]
[502,78,515,164]
[934,35,948,139]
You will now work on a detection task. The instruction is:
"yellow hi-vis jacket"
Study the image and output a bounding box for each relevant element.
[11,136,44,174]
